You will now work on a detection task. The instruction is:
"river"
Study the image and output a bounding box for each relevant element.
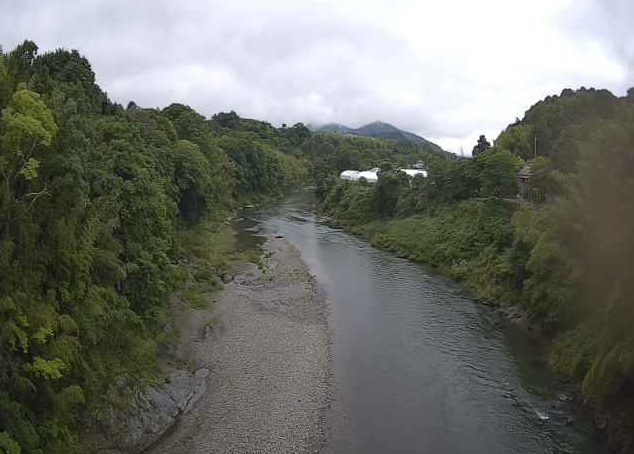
[239,191,600,454]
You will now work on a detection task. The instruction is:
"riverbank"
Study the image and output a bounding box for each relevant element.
[322,197,517,307]
[145,235,332,453]
[319,201,614,451]
[257,194,602,453]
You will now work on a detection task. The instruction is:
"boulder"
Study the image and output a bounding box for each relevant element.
[95,368,209,452]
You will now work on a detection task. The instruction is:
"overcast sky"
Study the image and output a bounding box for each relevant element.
[1,0,633,154]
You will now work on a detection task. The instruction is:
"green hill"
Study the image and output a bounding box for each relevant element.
[315,121,442,150]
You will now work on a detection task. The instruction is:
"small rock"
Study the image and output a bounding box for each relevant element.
[203,324,214,340]
[95,368,209,452]
[221,273,233,283]
[558,393,572,402]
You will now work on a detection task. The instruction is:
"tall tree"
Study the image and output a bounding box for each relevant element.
[472,134,491,156]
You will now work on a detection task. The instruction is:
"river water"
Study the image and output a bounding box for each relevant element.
[241,192,600,454]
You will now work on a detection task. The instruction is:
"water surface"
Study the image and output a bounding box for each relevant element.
[244,192,599,453]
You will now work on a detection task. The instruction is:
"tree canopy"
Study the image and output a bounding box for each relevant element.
[0,41,309,452]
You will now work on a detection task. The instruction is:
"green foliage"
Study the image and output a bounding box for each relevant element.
[5,41,38,88]
[2,36,633,452]
[544,110,634,410]
[323,180,375,224]
[373,171,407,218]
[1,88,57,154]
[471,134,491,157]
[495,123,534,159]
[318,83,634,447]
[374,200,516,303]
[0,53,13,110]
[499,87,620,170]
[0,41,309,452]
[513,204,573,329]
[173,140,216,221]
[28,358,67,380]
[474,147,522,197]
[0,431,21,454]
[301,132,445,185]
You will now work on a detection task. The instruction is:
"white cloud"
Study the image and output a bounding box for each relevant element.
[1,0,632,154]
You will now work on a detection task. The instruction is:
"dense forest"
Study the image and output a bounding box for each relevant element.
[0,41,314,453]
[321,87,634,451]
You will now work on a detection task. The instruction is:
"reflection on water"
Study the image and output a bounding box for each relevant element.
[241,192,600,454]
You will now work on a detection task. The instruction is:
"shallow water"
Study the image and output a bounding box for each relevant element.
[242,192,600,454]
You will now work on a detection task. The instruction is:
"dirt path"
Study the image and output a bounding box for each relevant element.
[146,237,332,453]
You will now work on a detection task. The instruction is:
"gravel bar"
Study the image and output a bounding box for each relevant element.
[146,236,332,453]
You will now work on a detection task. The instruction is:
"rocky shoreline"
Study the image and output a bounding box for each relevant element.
[89,368,210,453]
[138,236,333,453]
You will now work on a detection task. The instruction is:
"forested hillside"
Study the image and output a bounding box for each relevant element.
[315,121,442,149]
[320,88,634,451]
[0,41,310,453]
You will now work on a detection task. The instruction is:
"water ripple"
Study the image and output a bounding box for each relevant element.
[255,194,599,454]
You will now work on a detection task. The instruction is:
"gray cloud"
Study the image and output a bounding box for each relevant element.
[1,0,632,153]
[563,0,634,83]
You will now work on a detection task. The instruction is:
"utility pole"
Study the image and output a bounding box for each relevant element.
[534,135,537,159]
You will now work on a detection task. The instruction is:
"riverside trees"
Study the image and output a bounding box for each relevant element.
[320,87,634,450]
[0,41,306,452]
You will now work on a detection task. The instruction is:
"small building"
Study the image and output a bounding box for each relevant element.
[517,160,550,202]
[517,162,535,200]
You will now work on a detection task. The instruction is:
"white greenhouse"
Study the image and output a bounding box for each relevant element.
[340,170,360,181]
[339,167,427,183]
[339,168,379,183]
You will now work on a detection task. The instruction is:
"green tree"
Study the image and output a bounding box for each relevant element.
[495,124,534,159]
[474,148,522,197]
[5,41,37,88]
[472,134,491,157]
[374,171,406,218]
[0,41,317,452]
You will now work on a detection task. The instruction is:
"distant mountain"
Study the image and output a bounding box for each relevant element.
[315,121,441,150]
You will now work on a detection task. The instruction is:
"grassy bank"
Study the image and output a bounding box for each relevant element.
[172,218,236,309]
[321,173,634,451]
[330,197,519,307]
